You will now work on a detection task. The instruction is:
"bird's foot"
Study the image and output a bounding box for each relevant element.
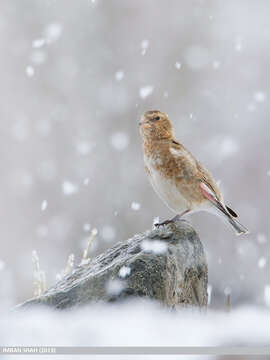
[155,219,173,227]
[155,214,182,227]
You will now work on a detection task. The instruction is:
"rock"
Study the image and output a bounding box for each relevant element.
[18,220,208,309]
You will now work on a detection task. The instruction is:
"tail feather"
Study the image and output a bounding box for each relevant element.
[214,202,249,235]
[226,214,249,236]
[226,205,238,218]
[199,181,249,235]
[213,201,249,235]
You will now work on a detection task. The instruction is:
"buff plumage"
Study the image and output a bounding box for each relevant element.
[139,110,248,235]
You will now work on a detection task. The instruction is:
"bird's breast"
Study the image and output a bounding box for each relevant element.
[144,154,189,213]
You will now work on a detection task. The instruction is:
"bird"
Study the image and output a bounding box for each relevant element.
[139,110,248,235]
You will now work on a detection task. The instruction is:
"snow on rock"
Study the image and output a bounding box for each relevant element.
[152,217,160,227]
[110,131,129,151]
[141,239,168,254]
[118,266,131,279]
[139,85,153,99]
[106,279,125,296]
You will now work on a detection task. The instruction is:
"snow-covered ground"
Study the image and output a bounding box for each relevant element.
[1,300,270,358]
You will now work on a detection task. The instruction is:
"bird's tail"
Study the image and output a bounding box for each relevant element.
[208,205,249,235]
[225,213,249,236]
[212,202,249,235]
[199,182,249,236]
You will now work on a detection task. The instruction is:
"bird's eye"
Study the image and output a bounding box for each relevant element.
[153,116,160,121]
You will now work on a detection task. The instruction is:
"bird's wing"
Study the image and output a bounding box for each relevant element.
[170,140,238,217]
[199,181,232,217]
[170,140,198,178]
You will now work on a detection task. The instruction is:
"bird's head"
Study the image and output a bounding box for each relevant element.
[139,110,174,141]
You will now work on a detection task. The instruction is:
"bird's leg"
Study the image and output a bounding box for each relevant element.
[155,210,190,227]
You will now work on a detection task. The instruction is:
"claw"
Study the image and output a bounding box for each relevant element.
[154,211,190,227]
[155,219,173,227]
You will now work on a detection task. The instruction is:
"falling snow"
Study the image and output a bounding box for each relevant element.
[254,91,266,103]
[258,257,267,269]
[139,85,153,99]
[76,141,92,155]
[41,200,48,211]
[110,132,129,151]
[44,23,63,44]
[218,137,239,159]
[115,70,124,81]
[62,181,78,196]
[234,36,243,52]
[26,65,35,77]
[213,60,220,69]
[32,38,45,48]
[257,233,267,244]
[141,39,149,55]
[101,225,116,242]
[131,201,141,211]
[83,223,91,232]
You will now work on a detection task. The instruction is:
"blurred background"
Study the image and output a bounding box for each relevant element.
[0,0,269,308]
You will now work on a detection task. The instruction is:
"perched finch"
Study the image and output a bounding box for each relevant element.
[139,110,248,235]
